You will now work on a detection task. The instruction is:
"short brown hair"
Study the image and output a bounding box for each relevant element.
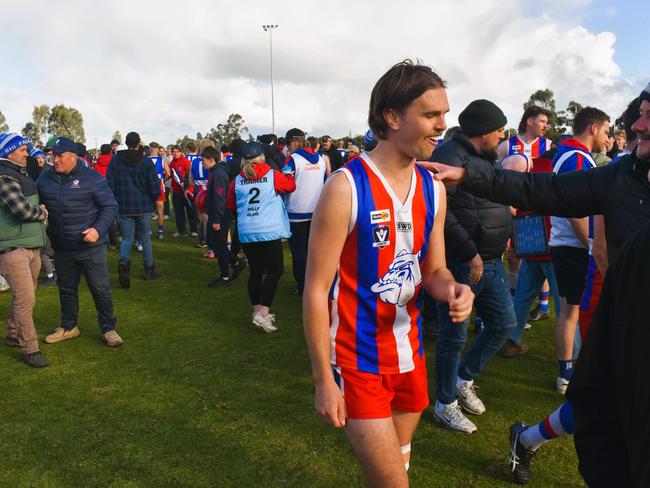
[518,106,551,134]
[201,146,220,161]
[368,59,446,140]
[572,107,610,135]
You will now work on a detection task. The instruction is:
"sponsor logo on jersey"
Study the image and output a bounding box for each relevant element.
[370,209,391,223]
[396,222,412,232]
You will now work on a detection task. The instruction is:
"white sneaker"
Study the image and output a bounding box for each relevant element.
[251,312,276,323]
[432,400,477,434]
[136,242,143,252]
[0,275,10,292]
[190,232,199,238]
[556,377,569,395]
[252,314,277,334]
[456,381,486,415]
[524,322,532,330]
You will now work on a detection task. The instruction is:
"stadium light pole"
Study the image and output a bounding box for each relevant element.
[262,24,278,134]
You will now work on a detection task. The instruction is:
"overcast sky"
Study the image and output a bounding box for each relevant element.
[2,0,648,146]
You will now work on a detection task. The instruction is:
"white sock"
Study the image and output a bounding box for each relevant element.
[435,400,455,411]
[519,425,547,451]
[401,443,411,472]
[457,376,473,388]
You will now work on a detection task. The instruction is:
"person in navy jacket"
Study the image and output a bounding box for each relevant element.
[36,137,123,348]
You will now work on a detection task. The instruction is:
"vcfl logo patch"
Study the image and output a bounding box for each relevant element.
[372,225,390,248]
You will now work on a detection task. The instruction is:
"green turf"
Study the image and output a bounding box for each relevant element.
[0,224,584,487]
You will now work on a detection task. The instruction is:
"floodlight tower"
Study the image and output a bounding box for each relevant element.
[262,24,278,134]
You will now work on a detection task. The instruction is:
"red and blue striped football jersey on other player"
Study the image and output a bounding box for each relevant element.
[329,154,440,375]
[507,135,549,161]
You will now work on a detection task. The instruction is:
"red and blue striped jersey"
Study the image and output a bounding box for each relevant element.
[329,154,440,374]
[507,135,548,161]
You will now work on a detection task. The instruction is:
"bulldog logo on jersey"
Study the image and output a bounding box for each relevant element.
[370,249,422,307]
[372,225,390,248]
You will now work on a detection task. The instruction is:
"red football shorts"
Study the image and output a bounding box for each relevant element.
[333,357,429,419]
[156,180,165,202]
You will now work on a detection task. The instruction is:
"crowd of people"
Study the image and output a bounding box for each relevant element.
[1,59,649,486]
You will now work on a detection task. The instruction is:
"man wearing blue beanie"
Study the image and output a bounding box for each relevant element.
[0,132,49,367]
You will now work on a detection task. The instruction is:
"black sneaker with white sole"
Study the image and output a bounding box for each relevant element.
[509,422,538,484]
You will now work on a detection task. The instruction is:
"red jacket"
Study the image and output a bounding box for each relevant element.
[169,156,191,194]
[94,154,112,177]
[226,162,295,213]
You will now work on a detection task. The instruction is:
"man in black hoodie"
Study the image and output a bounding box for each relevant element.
[106,131,161,287]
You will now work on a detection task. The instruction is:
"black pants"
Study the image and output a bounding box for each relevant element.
[163,187,171,216]
[206,213,238,278]
[172,192,197,234]
[242,240,284,307]
[288,220,311,293]
[53,245,117,333]
[107,219,117,247]
[230,217,241,255]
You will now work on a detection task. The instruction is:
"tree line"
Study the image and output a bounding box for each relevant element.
[0,89,623,150]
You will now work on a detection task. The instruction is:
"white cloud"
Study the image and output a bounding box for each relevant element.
[0,0,641,145]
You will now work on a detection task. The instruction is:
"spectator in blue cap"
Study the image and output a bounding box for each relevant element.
[36,136,123,348]
[0,132,49,367]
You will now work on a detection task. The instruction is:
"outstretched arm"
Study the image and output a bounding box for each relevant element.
[420,160,611,218]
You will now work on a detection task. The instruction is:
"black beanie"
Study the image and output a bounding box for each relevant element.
[458,99,507,137]
[641,82,650,104]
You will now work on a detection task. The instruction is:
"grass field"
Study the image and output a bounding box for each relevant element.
[0,223,585,487]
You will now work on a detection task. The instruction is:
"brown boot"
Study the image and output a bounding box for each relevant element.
[500,339,529,358]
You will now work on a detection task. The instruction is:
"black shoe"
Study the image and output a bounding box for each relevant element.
[207,277,231,288]
[144,264,158,281]
[38,275,57,288]
[118,260,131,289]
[230,259,246,281]
[5,336,20,347]
[528,307,549,322]
[23,351,49,368]
[509,422,537,484]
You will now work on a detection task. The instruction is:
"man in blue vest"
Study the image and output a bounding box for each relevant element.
[0,132,49,367]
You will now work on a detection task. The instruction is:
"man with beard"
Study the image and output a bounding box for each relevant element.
[430,100,515,434]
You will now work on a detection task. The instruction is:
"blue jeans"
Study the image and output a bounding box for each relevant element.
[54,245,116,333]
[119,214,153,267]
[435,260,516,404]
[510,259,560,345]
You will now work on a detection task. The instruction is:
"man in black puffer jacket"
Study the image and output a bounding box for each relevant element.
[430,100,515,434]
[37,137,122,348]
